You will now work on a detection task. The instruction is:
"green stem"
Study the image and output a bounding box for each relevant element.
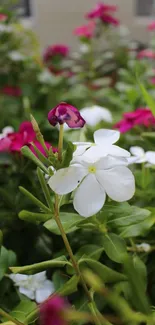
[141,163,146,189]
[0,308,23,325]
[58,124,64,161]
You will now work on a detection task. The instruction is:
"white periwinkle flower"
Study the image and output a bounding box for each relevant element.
[0,126,14,139]
[48,148,135,217]
[80,105,112,126]
[9,271,54,303]
[128,146,155,166]
[8,51,25,61]
[73,129,130,161]
[38,70,54,84]
[136,243,151,253]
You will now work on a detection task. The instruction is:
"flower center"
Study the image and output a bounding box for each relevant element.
[88,165,96,173]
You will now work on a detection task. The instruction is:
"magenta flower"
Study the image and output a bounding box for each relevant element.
[43,44,69,62]
[101,13,119,25]
[0,121,56,157]
[73,21,96,39]
[151,77,155,85]
[40,295,68,325]
[137,49,155,59]
[2,86,22,97]
[0,14,7,22]
[114,108,155,133]
[86,2,117,19]
[48,102,86,128]
[148,21,155,31]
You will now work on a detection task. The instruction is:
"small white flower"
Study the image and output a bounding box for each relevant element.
[128,146,155,166]
[38,70,54,84]
[48,154,135,217]
[79,44,90,53]
[9,271,54,303]
[0,126,14,140]
[136,243,151,253]
[73,129,130,161]
[8,51,25,61]
[0,24,12,33]
[80,105,112,127]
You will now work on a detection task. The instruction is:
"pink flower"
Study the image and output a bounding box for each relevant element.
[114,108,155,133]
[0,121,56,157]
[86,2,117,19]
[2,86,22,97]
[73,21,96,39]
[150,77,155,84]
[0,14,7,22]
[101,13,119,25]
[148,21,155,31]
[43,44,69,62]
[137,49,155,59]
[40,295,68,325]
[48,102,86,128]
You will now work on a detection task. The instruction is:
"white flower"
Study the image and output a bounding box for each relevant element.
[73,129,130,161]
[0,126,14,139]
[38,70,54,84]
[136,243,151,253]
[0,24,12,33]
[8,51,25,61]
[80,105,112,127]
[79,44,90,53]
[48,154,135,217]
[9,271,54,303]
[128,146,155,165]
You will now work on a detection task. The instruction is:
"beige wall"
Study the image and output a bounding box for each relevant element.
[32,0,151,50]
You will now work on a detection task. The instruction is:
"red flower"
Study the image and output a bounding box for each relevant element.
[0,14,7,22]
[114,108,155,133]
[148,21,155,31]
[43,44,69,62]
[40,296,68,325]
[86,2,117,19]
[73,21,96,39]
[2,86,22,97]
[48,102,86,128]
[0,121,56,156]
[137,49,155,59]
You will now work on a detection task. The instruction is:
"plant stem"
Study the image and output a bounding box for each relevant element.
[58,124,64,161]
[0,308,23,325]
[54,194,92,302]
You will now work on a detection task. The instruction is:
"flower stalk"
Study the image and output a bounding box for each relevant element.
[58,124,64,161]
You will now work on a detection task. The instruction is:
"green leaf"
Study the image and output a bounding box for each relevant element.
[19,186,50,213]
[102,233,127,263]
[57,275,79,296]
[0,230,3,253]
[0,246,16,280]
[76,245,104,261]
[31,143,51,166]
[21,146,48,174]
[8,300,36,323]
[123,255,150,314]
[19,210,52,224]
[61,142,75,168]
[139,83,155,115]
[37,167,53,211]
[10,256,71,274]
[79,258,126,283]
[44,212,83,234]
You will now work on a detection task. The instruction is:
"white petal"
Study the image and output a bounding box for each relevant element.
[80,106,112,126]
[73,174,106,217]
[96,166,135,202]
[83,144,130,161]
[96,155,128,170]
[32,271,46,283]
[146,151,155,165]
[9,274,29,284]
[73,143,91,158]
[19,287,35,300]
[35,280,55,303]
[94,129,120,145]
[127,156,140,165]
[2,126,14,135]
[130,146,145,157]
[48,166,87,195]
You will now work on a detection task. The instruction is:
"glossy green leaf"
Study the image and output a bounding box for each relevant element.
[44,212,83,234]
[102,233,127,263]
[21,146,48,173]
[8,300,36,323]
[139,83,155,115]
[79,258,126,283]
[61,142,75,168]
[19,210,52,224]
[58,275,79,296]
[76,245,104,261]
[0,246,16,280]
[19,186,50,213]
[37,167,53,211]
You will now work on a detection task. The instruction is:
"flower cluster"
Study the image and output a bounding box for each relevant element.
[114,108,155,133]
[128,146,155,166]
[86,2,119,26]
[48,104,135,217]
[43,44,69,74]
[73,21,96,39]
[0,121,56,156]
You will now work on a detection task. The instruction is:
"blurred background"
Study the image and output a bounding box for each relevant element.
[4,0,155,48]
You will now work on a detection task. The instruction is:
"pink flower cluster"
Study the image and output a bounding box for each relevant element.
[0,13,7,22]
[43,45,69,63]
[40,296,68,325]
[2,86,22,97]
[0,121,56,156]
[73,21,96,39]
[114,108,155,133]
[86,2,119,26]
[137,49,155,59]
[148,21,155,31]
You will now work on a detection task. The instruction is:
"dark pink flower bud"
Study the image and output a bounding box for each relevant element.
[48,102,86,128]
[40,296,68,325]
